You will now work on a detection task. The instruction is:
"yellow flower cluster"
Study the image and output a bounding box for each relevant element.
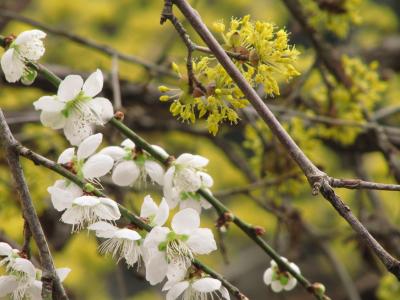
[303,55,386,144]
[159,16,300,135]
[300,0,362,38]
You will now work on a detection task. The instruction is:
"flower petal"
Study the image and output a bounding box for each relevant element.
[40,111,66,129]
[89,97,114,123]
[220,286,230,300]
[0,275,18,297]
[166,281,189,300]
[145,250,168,285]
[111,160,140,186]
[26,280,42,300]
[0,242,13,256]
[121,139,135,149]
[96,198,121,220]
[57,147,75,164]
[63,113,94,146]
[179,198,202,213]
[15,30,46,45]
[187,228,216,255]
[140,195,158,218]
[153,198,169,227]
[73,195,100,207]
[83,69,103,97]
[88,221,117,238]
[33,96,65,112]
[77,133,103,160]
[82,154,114,179]
[199,171,213,188]
[13,258,36,277]
[1,48,25,82]
[271,281,283,293]
[58,75,83,102]
[98,146,125,160]
[114,228,141,240]
[143,227,169,249]
[56,268,71,282]
[263,268,273,285]
[192,278,221,293]
[284,277,297,291]
[151,145,169,158]
[166,259,187,282]
[171,208,200,235]
[144,160,164,185]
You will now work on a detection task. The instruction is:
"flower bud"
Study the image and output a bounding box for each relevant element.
[160,95,171,102]
[158,85,170,92]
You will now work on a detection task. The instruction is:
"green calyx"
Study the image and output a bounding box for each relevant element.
[158,231,189,251]
[61,91,91,118]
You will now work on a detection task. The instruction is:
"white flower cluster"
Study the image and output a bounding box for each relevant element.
[1,29,302,298]
[0,242,70,300]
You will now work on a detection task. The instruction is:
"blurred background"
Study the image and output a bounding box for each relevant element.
[1,0,400,299]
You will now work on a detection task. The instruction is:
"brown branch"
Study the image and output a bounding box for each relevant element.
[0,109,68,299]
[329,177,400,192]
[167,0,400,282]
[0,10,175,78]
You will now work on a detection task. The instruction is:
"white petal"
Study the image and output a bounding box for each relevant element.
[57,147,75,164]
[58,75,83,102]
[145,251,168,285]
[164,189,179,210]
[111,160,140,186]
[97,198,121,220]
[1,48,25,82]
[220,286,230,300]
[271,281,283,293]
[140,195,158,218]
[63,114,94,146]
[263,268,273,285]
[77,133,103,160]
[192,278,221,293]
[144,160,164,185]
[73,195,100,207]
[47,185,74,211]
[0,242,13,256]
[162,279,176,291]
[13,258,36,277]
[88,221,117,238]
[199,171,213,188]
[98,146,125,160]
[187,228,216,255]
[179,198,202,213]
[166,260,187,282]
[289,262,301,274]
[114,228,141,240]
[61,207,82,224]
[153,198,169,227]
[171,208,200,235]
[151,144,169,158]
[190,155,209,168]
[82,154,114,179]
[166,281,189,300]
[33,96,64,112]
[15,30,46,45]
[121,139,135,149]
[56,268,71,282]
[89,97,114,123]
[143,227,169,249]
[83,69,103,97]
[175,153,195,165]
[40,111,66,129]
[284,278,297,291]
[0,275,18,297]
[26,280,42,300]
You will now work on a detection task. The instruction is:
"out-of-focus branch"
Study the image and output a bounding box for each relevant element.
[0,10,176,78]
[0,109,68,299]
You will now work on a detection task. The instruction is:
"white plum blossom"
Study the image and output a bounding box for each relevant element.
[88,221,142,268]
[56,133,114,181]
[0,253,70,300]
[263,257,301,293]
[162,277,230,300]
[33,69,114,145]
[47,179,83,212]
[140,195,169,227]
[61,195,121,232]
[143,208,217,285]
[1,30,46,83]
[164,153,213,212]
[100,139,165,187]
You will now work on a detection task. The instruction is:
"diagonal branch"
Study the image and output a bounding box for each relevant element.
[0,109,68,299]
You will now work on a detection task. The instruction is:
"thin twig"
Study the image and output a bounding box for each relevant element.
[111,54,122,110]
[0,10,175,78]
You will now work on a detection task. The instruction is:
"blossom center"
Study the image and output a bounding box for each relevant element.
[61,91,92,118]
[159,232,193,265]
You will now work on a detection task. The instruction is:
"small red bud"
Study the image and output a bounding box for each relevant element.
[253,225,265,236]
[114,111,124,121]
